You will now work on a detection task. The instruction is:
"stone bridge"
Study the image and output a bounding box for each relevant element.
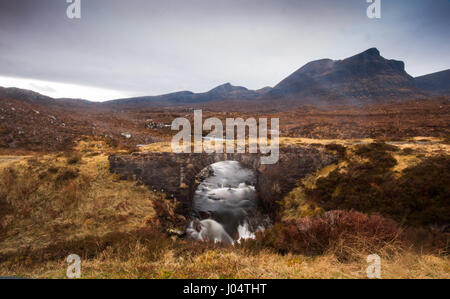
[109,147,337,215]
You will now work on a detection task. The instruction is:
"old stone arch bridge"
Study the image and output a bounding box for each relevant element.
[109,147,337,215]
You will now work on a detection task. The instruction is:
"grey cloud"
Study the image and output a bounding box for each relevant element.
[0,0,448,99]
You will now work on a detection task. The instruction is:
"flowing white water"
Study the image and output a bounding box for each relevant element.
[186,161,263,244]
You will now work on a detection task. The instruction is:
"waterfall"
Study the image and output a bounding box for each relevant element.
[186,161,265,244]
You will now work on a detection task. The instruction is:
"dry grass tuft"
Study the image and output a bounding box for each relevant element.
[244,211,403,261]
[0,139,448,279]
[0,151,157,254]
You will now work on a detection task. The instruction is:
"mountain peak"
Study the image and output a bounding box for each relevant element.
[203,82,260,100]
[208,82,248,94]
[361,47,380,57]
[270,47,420,103]
[343,48,383,64]
[214,82,233,89]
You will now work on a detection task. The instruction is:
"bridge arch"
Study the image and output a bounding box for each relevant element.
[109,147,337,216]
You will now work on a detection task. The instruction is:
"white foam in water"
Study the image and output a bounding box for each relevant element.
[237,221,266,243]
[187,219,234,245]
[187,161,265,245]
[237,221,255,243]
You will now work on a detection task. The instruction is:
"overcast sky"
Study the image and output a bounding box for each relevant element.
[0,0,449,101]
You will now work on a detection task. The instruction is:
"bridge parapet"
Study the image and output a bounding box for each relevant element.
[109,147,337,215]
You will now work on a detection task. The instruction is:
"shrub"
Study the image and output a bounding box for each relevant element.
[401,148,414,155]
[0,167,39,202]
[306,155,450,226]
[257,210,401,260]
[54,168,80,188]
[354,142,398,170]
[325,143,347,159]
[394,155,450,226]
[0,227,170,265]
[56,168,79,181]
[403,227,449,255]
[66,153,82,165]
[104,136,118,148]
[47,166,60,174]
[0,187,11,222]
[355,142,399,155]
[152,196,185,230]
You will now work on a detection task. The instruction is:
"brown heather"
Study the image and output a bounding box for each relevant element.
[0,138,448,278]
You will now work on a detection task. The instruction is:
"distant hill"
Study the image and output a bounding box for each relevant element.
[1,48,448,110]
[267,48,425,105]
[415,69,450,95]
[104,83,271,108]
[0,86,95,109]
[106,48,445,108]
[0,86,56,105]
